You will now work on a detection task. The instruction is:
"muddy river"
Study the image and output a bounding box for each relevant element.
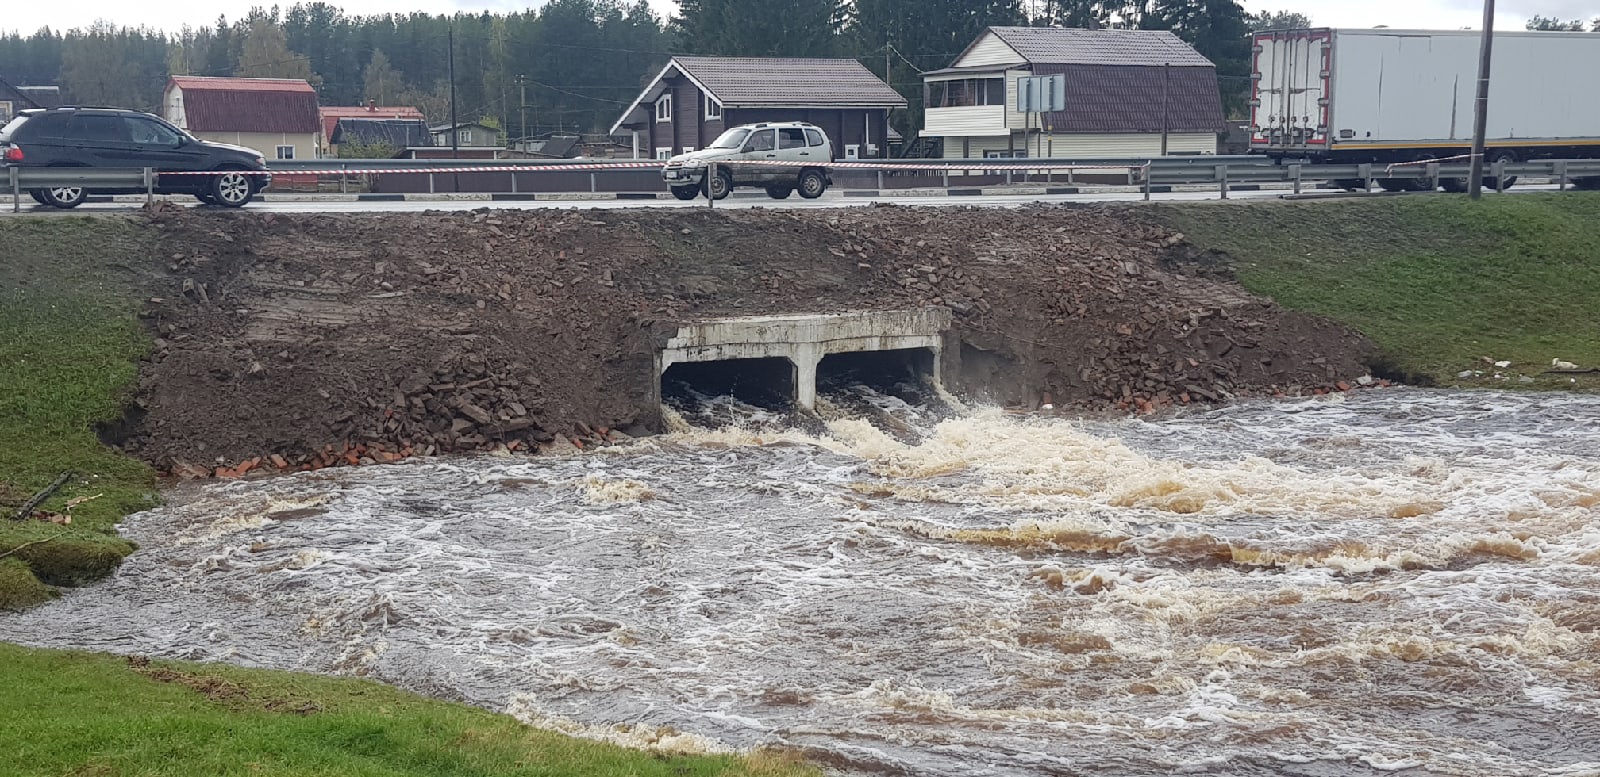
[6,388,1600,776]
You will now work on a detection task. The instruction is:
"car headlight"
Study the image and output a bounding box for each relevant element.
[254,156,266,167]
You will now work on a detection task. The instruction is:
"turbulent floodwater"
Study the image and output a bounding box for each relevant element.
[7,388,1600,776]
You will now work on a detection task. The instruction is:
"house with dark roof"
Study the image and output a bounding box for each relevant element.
[610,57,906,161]
[330,118,434,156]
[320,102,427,156]
[162,76,321,161]
[924,27,1227,159]
[1,77,42,124]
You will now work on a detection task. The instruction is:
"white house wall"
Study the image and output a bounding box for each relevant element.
[164,86,186,128]
[956,33,1027,68]
[925,105,1007,136]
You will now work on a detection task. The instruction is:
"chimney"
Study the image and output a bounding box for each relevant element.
[367,99,376,112]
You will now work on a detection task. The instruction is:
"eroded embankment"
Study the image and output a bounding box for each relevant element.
[123,205,1373,473]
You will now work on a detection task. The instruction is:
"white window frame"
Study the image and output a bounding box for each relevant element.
[704,95,722,120]
[275,145,295,160]
[655,94,672,123]
[458,129,474,146]
[655,148,672,160]
[681,146,694,155]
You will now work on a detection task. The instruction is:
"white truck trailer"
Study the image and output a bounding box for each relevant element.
[1250,28,1600,180]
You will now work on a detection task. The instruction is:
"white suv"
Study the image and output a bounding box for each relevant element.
[662,122,833,201]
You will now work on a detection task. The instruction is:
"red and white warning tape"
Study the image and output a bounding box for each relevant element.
[161,159,1149,177]
[1383,153,1479,174]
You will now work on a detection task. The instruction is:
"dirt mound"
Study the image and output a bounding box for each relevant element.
[123,205,1374,473]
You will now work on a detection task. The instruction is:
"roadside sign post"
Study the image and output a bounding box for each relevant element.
[1017,75,1065,164]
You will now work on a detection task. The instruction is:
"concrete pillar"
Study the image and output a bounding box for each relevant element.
[791,344,821,411]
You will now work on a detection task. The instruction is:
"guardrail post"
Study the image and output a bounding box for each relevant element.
[144,168,154,206]
[1360,163,1373,193]
[707,162,716,210]
[10,166,19,213]
[1142,166,1152,202]
[589,172,597,193]
[942,167,949,189]
[1494,159,1506,194]
[511,172,518,194]
[1556,160,1569,190]
[1427,163,1440,192]
[1290,164,1303,195]
[340,164,349,195]
[877,169,884,190]
[1218,164,1229,200]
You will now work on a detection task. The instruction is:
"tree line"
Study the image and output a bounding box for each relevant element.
[21,2,1580,143]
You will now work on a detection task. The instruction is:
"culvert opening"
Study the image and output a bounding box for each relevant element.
[818,348,937,402]
[661,357,797,410]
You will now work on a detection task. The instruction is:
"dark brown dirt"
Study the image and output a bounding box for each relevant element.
[122,204,1375,474]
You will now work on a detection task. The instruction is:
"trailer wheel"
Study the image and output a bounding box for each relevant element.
[1573,176,1600,191]
[1331,178,1366,193]
[1440,178,1470,193]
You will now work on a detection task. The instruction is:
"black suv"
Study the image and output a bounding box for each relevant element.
[1,107,271,208]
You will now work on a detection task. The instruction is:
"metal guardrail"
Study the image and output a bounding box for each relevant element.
[6,166,158,212]
[7,156,1600,212]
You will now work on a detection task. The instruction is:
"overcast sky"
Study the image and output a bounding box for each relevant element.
[2,0,1597,37]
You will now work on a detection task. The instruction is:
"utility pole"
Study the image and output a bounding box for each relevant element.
[1468,0,1495,199]
[448,21,459,159]
[518,75,528,143]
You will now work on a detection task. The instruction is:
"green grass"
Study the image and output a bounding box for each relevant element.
[0,217,157,607]
[0,643,816,777]
[1152,192,1600,387]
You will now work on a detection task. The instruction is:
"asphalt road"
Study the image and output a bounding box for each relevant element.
[0,183,1566,215]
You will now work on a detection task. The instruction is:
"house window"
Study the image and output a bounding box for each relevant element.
[656,148,672,160]
[681,146,694,155]
[458,129,474,146]
[704,96,721,120]
[931,78,1006,108]
[0,101,12,123]
[655,94,672,122]
[276,145,295,160]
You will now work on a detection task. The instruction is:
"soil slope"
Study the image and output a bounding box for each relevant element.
[125,204,1375,472]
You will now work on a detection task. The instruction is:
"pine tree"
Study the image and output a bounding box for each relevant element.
[236,16,320,86]
[362,50,405,105]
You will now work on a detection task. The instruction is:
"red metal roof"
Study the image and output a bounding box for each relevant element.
[168,76,321,134]
[319,105,426,141]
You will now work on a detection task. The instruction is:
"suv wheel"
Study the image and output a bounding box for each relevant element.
[797,170,827,199]
[670,184,700,201]
[705,168,733,201]
[210,171,255,208]
[765,185,793,200]
[27,189,47,205]
[43,186,87,209]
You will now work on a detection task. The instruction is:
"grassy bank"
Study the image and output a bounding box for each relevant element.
[1153,192,1600,387]
[0,218,156,609]
[1,643,814,777]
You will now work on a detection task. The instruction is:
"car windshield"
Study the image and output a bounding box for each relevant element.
[709,128,750,149]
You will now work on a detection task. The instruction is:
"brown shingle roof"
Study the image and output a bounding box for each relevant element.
[320,105,425,142]
[982,27,1215,67]
[673,57,906,108]
[1033,63,1226,134]
[169,76,320,134]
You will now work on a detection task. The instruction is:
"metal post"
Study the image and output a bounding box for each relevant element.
[448,22,459,160]
[1291,163,1303,195]
[1161,62,1170,157]
[1361,163,1374,192]
[707,161,715,209]
[144,168,153,206]
[590,172,597,193]
[1556,160,1568,190]
[340,164,348,194]
[877,169,884,190]
[1143,165,1152,202]
[1493,158,1506,193]
[942,167,949,189]
[10,166,19,213]
[1428,163,1441,192]
[428,172,435,194]
[1219,164,1229,200]
[1468,0,1495,200]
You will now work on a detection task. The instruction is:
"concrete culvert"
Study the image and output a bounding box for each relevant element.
[661,357,797,410]
[817,348,937,402]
